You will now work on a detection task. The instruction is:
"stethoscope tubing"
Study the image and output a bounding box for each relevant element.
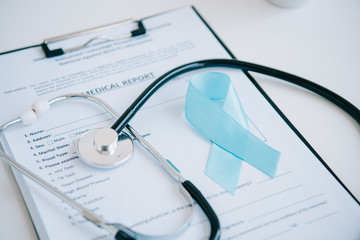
[111,59,360,135]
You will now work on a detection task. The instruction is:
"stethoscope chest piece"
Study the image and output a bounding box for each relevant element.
[77,128,133,168]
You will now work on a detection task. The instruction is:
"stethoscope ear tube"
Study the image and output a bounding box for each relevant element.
[182,180,220,240]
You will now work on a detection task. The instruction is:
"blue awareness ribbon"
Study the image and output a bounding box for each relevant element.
[185,72,280,194]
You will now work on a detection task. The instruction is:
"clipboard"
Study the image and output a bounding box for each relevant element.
[0,6,359,240]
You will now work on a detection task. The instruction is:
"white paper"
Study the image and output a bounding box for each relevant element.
[0,6,359,240]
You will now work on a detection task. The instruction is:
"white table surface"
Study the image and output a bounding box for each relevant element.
[0,0,359,239]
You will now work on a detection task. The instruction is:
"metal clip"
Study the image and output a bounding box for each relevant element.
[41,20,146,58]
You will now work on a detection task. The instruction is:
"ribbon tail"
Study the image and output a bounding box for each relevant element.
[205,143,242,195]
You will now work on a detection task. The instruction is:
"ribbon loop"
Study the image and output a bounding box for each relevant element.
[185,72,280,194]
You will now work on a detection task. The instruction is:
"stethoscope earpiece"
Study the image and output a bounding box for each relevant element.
[77,128,134,168]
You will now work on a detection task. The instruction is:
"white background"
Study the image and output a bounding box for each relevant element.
[0,0,359,239]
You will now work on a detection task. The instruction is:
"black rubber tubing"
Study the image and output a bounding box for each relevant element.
[182,180,221,240]
[111,59,360,133]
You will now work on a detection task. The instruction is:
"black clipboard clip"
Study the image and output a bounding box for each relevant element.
[41,20,146,58]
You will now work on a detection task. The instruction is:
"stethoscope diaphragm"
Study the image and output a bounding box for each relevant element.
[77,128,133,168]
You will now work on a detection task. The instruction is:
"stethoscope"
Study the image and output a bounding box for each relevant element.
[0,59,359,240]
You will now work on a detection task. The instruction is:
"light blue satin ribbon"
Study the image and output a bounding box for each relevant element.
[185,72,280,194]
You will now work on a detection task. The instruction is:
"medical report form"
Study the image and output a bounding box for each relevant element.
[0,6,359,240]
